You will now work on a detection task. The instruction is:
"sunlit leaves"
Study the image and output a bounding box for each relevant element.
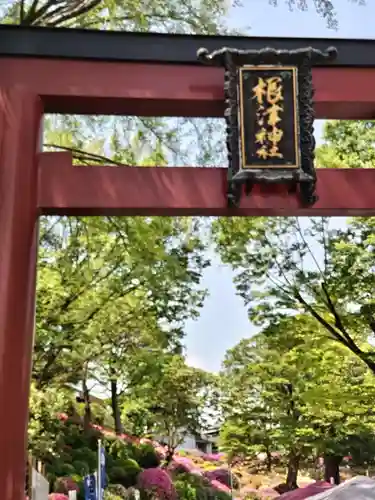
[35,215,209,389]
[220,315,375,462]
[212,215,375,374]
[316,121,375,169]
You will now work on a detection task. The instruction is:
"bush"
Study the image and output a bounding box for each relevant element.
[49,495,69,500]
[207,489,232,500]
[137,468,177,500]
[72,460,89,476]
[51,461,76,478]
[124,459,142,486]
[54,477,79,495]
[204,469,240,490]
[169,457,196,475]
[173,473,232,500]
[104,494,123,500]
[109,439,134,463]
[174,473,210,489]
[169,462,192,475]
[136,444,161,469]
[109,459,141,488]
[105,484,141,500]
[210,481,231,494]
[107,484,128,499]
[174,478,196,500]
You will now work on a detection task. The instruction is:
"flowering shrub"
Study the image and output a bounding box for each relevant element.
[174,472,232,500]
[54,477,79,494]
[190,469,203,477]
[204,469,240,489]
[257,487,279,498]
[168,462,192,475]
[49,494,69,500]
[170,456,195,473]
[202,453,225,462]
[137,468,177,500]
[211,480,231,493]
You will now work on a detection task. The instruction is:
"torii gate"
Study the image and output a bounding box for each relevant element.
[0,25,375,500]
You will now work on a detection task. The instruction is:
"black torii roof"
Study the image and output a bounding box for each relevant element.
[0,24,374,67]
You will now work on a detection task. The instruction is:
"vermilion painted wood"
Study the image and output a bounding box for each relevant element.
[0,88,42,500]
[38,152,375,217]
[1,44,375,500]
[1,59,375,118]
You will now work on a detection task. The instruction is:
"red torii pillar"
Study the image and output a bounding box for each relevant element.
[0,88,42,500]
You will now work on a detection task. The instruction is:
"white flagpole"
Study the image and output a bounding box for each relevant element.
[97,439,102,500]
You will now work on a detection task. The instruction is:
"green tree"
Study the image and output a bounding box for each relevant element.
[123,354,215,463]
[212,215,375,376]
[0,0,231,33]
[35,214,209,437]
[220,315,375,487]
[28,382,74,458]
[17,0,225,467]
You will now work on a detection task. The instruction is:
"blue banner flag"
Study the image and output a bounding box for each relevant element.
[84,474,97,500]
[100,443,107,489]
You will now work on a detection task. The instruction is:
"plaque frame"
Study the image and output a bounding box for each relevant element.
[197,46,338,207]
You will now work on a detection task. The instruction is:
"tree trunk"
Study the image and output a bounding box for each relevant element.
[324,455,341,485]
[165,447,175,466]
[111,378,123,435]
[266,449,272,472]
[82,375,91,433]
[286,451,300,490]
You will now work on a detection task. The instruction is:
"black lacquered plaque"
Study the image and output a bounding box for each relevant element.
[239,66,299,169]
[197,45,338,207]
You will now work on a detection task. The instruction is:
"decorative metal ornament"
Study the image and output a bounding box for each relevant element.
[197,45,338,208]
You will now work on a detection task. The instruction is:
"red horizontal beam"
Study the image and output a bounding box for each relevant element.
[38,153,375,217]
[1,58,375,119]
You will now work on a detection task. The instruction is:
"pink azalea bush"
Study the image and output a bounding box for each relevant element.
[258,487,280,498]
[204,468,240,489]
[173,457,195,470]
[190,469,204,476]
[210,479,231,493]
[278,481,332,499]
[137,468,177,500]
[49,495,69,500]
[168,461,193,475]
[169,456,204,477]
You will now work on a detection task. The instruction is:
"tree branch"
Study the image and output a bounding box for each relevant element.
[294,290,375,374]
[46,0,103,27]
[320,282,360,350]
[44,143,124,167]
[294,290,351,348]
[21,0,42,24]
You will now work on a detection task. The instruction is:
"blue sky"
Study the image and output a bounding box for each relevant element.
[184,0,374,373]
